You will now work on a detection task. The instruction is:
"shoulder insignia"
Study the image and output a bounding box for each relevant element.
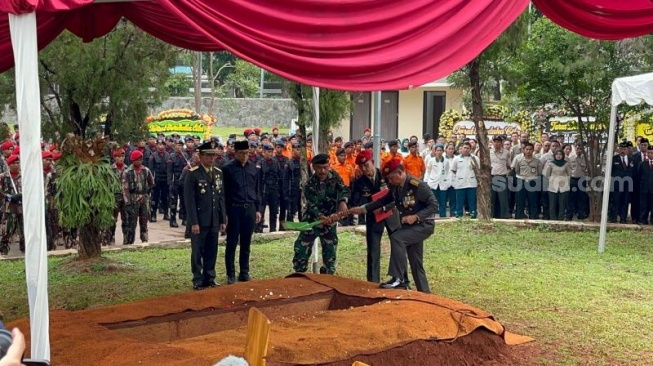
[410,178,420,187]
[214,167,222,173]
[189,166,199,171]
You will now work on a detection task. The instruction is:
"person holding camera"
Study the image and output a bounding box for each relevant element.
[0,154,23,255]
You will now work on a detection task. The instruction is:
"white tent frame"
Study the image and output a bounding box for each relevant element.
[598,72,653,253]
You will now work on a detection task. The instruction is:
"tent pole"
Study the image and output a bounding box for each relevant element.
[373,91,381,169]
[311,86,320,273]
[598,105,617,253]
[8,12,50,360]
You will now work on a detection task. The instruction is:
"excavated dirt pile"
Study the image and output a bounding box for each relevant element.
[9,274,533,365]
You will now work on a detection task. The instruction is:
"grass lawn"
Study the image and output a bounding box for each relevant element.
[1,221,652,365]
[211,126,290,139]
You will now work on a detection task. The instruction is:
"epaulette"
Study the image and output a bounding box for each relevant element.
[410,178,420,187]
[189,166,199,171]
[213,167,222,173]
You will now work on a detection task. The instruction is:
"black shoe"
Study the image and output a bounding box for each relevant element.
[181,220,187,226]
[170,219,179,228]
[238,273,252,282]
[319,266,327,274]
[193,284,204,291]
[227,275,236,285]
[380,277,408,289]
[163,214,170,221]
[203,281,219,288]
[150,214,157,223]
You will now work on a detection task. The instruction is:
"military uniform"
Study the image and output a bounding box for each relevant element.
[274,143,291,230]
[363,164,437,293]
[287,155,302,221]
[148,147,171,221]
[222,140,262,284]
[0,166,23,255]
[122,163,155,244]
[43,164,58,250]
[107,161,127,244]
[257,153,284,232]
[351,163,386,282]
[168,148,189,227]
[184,143,226,289]
[293,167,349,274]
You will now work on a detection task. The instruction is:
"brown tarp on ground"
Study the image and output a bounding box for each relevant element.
[8,274,532,366]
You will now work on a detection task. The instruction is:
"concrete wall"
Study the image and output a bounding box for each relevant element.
[0,97,298,128]
[155,97,297,127]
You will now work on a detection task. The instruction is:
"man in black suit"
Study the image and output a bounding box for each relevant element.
[630,138,649,223]
[638,146,653,224]
[184,141,227,290]
[608,141,635,223]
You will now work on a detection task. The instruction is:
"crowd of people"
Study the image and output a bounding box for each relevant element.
[1,122,651,291]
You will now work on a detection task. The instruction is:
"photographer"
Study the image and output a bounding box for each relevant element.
[0,327,25,366]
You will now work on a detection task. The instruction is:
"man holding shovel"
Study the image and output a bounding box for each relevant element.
[291,153,349,274]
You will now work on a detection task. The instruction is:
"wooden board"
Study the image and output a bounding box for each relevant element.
[244,307,271,366]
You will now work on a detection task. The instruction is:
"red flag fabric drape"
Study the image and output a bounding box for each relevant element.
[532,0,653,40]
[0,0,529,90]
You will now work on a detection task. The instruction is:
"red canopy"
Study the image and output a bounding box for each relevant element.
[532,0,653,40]
[0,0,529,90]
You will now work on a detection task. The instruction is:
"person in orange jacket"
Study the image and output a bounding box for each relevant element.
[381,139,403,167]
[403,141,426,178]
[331,148,355,187]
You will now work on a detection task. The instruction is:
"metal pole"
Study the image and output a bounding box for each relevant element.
[259,68,264,98]
[373,91,382,169]
[598,105,618,253]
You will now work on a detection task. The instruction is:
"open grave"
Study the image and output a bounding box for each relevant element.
[9,274,533,365]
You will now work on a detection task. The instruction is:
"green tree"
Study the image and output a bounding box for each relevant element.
[38,20,178,143]
[451,12,528,220]
[224,59,261,98]
[507,17,652,221]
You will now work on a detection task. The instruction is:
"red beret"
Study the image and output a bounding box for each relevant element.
[254,127,261,134]
[244,128,253,136]
[364,128,371,133]
[381,158,403,177]
[355,149,373,165]
[6,154,18,165]
[130,150,143,161]
[113,148,125,157]
[12,146,19,155]
[1,141,13,151]
[41,151,53,159]
[52,151,62,161]
[49,144,57,151]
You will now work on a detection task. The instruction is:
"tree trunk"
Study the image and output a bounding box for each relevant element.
[103,111,113,139]
[493,76,502,101]
[193,51,203,113]
[77,224,102,259]
[468,58,492,221]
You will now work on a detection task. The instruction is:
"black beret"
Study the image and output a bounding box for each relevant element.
[249,141,259,148]
[492,135,503,141]
[292,142,301,148]
[407,141,418,148]
[627,141,633,147]
[618,141,629,148]
[275,139,285,147]
[165,136,174,142]
[640,138,649,144]
[175,140,184,145]
[311,153,330,165]
[262,144,274,151]
[344,142,353,148]
[234,140,250,151]
[336,148,346,155]
[387,139,399,147]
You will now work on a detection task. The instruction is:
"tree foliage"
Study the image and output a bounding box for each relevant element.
[39,20,178,142]
[224,59,261,98]
[506,17,653,221]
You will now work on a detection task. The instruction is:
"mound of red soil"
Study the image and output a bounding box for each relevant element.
[9,274,533,365]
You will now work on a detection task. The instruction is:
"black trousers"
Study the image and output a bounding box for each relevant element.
[225,205,256,277]
[260,191,279,232]
[609,184,631,222]
[151,181,169,216]
[640,191,653,224]
[191,227,218,286]
[287,188,302,221]
[169,183,185,220]
[388,222,434,293]
[365,219,384,283]
[516,178,540,220]
[566,177,588,219]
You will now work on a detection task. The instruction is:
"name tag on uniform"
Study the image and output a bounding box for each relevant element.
[530,167,536,174]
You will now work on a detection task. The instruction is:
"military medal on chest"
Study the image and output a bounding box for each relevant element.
[403,189,416,208]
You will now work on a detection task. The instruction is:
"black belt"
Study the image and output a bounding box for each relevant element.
[491,174,507,177]
[230,203,252,208]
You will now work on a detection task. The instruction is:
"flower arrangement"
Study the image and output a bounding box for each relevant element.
[483,104,507,120]
[144,109,216,127]
[439,109,464,138]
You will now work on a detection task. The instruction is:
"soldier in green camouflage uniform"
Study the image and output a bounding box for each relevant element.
[0,154,23,255]
[122,150,155,244]
[292,153,349,274]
